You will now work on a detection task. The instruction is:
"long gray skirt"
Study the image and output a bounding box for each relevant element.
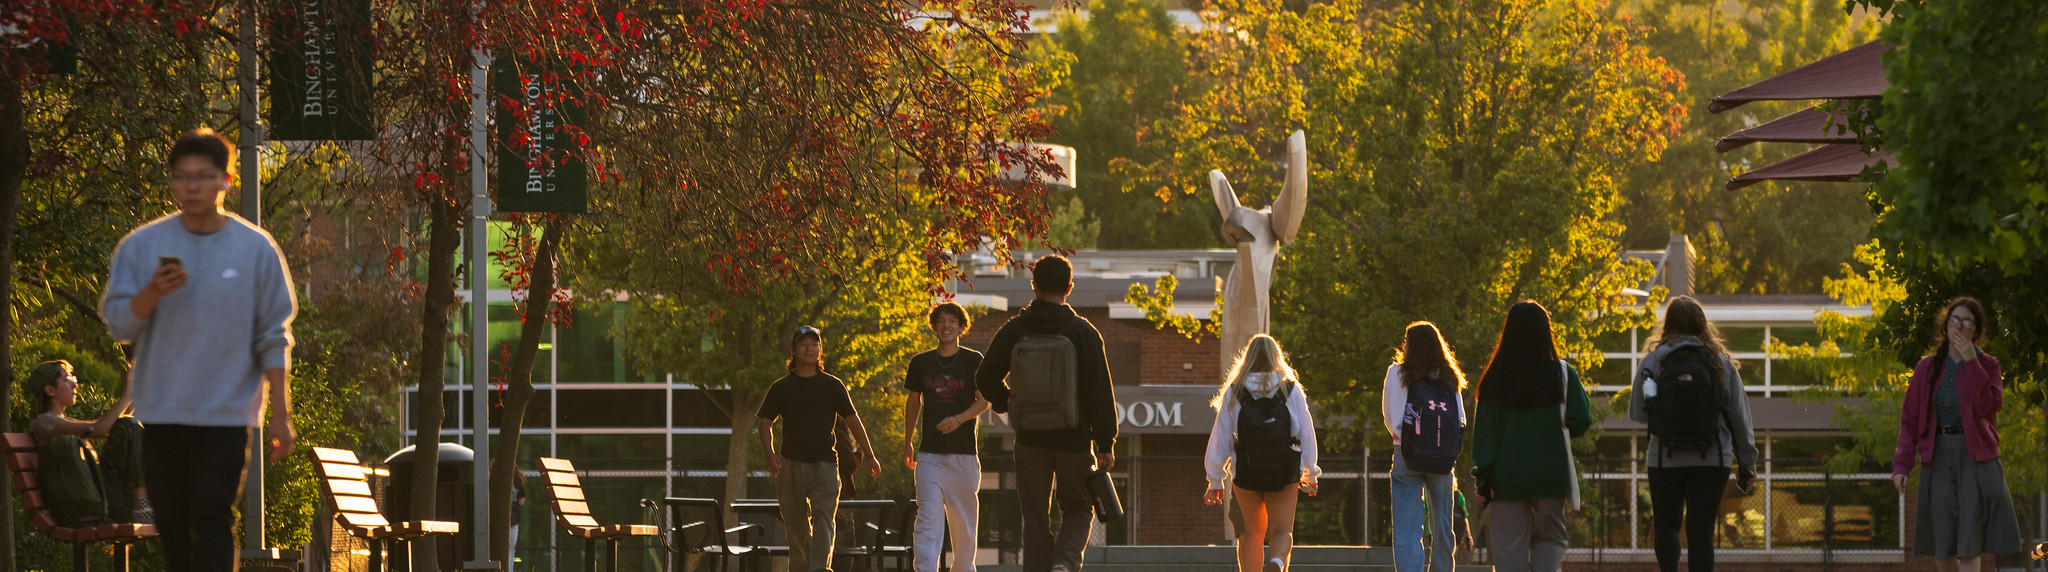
[1915,434,2025,558]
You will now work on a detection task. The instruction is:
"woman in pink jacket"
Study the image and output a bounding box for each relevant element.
[1892,297,2023,571]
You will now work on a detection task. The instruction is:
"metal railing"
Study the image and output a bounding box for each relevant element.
[310,454,2048,572]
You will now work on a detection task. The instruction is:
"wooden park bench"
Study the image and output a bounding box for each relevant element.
[540,457,658,572]
[308,447,460,572]
[2,432,156,572]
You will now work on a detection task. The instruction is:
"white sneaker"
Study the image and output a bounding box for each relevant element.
[1263,558,1284,572]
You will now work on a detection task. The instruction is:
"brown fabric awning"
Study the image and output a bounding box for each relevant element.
[1715,106,1857,152]
[1709,41,1890,114]
[1725,144,1896,191]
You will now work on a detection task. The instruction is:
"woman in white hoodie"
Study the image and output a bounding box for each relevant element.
[1382,321,1469,572]
[1205,334,1322,572]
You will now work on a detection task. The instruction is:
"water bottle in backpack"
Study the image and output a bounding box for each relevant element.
[1646,344,1726,458]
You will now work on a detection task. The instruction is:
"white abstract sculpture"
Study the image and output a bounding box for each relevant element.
[1211,130,1307,369]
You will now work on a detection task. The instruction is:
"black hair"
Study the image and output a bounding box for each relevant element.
[25,360,72,413]
[1031,254,1073,297]
[168,127,234,172]
[785,328,823,372]
[1932,296,1988,356]
[1396,321,1467,390]
[1475,300,1565,409]
[929,302,971,331]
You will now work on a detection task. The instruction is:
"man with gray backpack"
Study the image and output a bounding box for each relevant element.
[978,254,1119,572]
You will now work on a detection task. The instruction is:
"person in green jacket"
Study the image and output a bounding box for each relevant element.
[1471,301,1592,572]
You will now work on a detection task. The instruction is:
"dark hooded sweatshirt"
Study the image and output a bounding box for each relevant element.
[976,300,1119,455]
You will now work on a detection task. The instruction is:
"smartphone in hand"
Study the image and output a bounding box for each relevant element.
[159,255,183,268]
[1736,465,1758,493]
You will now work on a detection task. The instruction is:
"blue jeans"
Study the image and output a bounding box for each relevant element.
[1392,450,1456,572]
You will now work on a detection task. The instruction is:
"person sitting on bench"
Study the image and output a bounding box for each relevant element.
[24,360,153,524]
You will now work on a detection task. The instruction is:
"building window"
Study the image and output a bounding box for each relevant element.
[1108,342,1141,386]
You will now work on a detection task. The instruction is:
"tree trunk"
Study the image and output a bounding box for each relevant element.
[0,73,28,572]
[724,387,763,528]
[411,196,462,572]
[491,218,564,565]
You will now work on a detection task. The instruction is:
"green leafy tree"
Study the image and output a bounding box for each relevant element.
[566,232,942,510]
[1854,0,2048,272]
[1613,0,1880,294]
[1029,0,1214,249]
[1778,244,2045,495]
[1140,0,1677,446]
[1815,0,2048,499]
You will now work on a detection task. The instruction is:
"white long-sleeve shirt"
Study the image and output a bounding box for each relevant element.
[1381,364,1467,446]
[1204,372,1322,490]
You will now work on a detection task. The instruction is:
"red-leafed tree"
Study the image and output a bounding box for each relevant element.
[381,0,1064,565]
[6,1,1059,568]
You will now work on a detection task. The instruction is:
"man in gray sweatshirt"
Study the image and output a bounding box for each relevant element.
[100,128,298,572]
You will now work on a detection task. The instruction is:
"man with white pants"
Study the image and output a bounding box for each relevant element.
[901,302,989,572]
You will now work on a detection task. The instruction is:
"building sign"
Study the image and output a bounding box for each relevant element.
[268,0,375,141]
[492,55,588,213]
[982,385,1219,435]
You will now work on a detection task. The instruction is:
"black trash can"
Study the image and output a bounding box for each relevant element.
[383,443,475,571]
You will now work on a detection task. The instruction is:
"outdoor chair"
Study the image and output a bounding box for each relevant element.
[2,432,157,572]
[307,447,460,572]
[540,457,658,572]
[858,498,918,572]
[663,497,768,572]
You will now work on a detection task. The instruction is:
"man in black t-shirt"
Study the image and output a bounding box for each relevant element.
[900,302,989,572]
[757,326,882,572]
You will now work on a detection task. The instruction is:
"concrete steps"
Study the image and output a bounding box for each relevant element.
[977,546,1492,572]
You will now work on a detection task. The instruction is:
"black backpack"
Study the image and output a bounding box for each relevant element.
[1646,344,1725,457]
[1401,379,1464,475]
[37,435,110,528]
[1234,386,1301,489]
[1008,320,1081,432]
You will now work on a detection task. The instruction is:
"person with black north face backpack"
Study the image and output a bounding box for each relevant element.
[1381,322,1467,572]
[1203,334,1320,572]
[977,255,1119,572]
[1627,296,1758,572]
[22,360,154,525]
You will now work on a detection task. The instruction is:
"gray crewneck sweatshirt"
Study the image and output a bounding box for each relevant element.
[1628,337,1759,469]
[100,213,297,427]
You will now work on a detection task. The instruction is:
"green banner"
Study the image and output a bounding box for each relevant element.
[492,56,588,214]
[267,0,374,141]
[15,21,77,75]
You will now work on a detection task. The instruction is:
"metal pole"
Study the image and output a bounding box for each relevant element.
[1824,469,1834,572]
[465,32,498,571]
[237,0,272,559]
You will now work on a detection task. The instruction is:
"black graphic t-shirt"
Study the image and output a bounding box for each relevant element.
[758,371,857,463]
[903,348,985,455]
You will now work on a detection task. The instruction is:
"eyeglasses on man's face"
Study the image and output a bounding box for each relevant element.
[171,172,225,186]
